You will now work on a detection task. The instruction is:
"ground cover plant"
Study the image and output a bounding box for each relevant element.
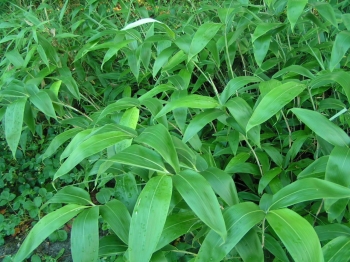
[2,0,350,261]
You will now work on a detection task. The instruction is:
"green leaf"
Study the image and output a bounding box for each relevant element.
[135,124,179,173]
[54,131,131,180]
[188,23,223,61]
[266,208,323,262]
[220,76,261,104]
[253,34,271,67]
[268,178,350,210]
[13,204,87,262]
[246,82,306,132]
[155,95,219,119]
[156,211,203,250]
[129,175,172,262]
[106,145,169,173]
[139,84,177,102]
[5,97,27,158]
[122,18,175,39]
[272,65,315,79]
[298,156,328,179]
[315,224,350,241]
[330,31,350,71]
[100,199,131,244]
[264,234,290,262]
[323,236,350,262]
[326,146,350,187]
[235,229,264,262]
[101,40,134,69]
[96,98,139,123]
[173,170,227,240]
[313,2,337,28]
[71,206,99,262]
[42,186,93,207]
[200,167,239,206]
[196,202,265,262]
[291,108,350,147]
[42,128,82,160]
[258,167,282,195]
[115,173,139,214]
[287,0,308,31]
[99,235,127,256]
[183,109,223,143]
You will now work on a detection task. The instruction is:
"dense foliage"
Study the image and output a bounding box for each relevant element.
[2,0,350,261]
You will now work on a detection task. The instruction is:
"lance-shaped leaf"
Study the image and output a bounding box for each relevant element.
[71,206,99,262]
[298,156,328,179]
[13,204,87,262]
[330,32,350,71]
[235,229,264,262]
[287,0,308,31]
[268,178,350,210]
[156,211,203,250]
[246,82,305,132]
[42,128,82,160]
[115,107,139,154]
[155,95,219,119]
[323,236,350,262]
[135,124,179,173]
[291,108,350,147]
[183,109,224,143]
[173,170,227,240]
[266,209,323,262]
[54,131,132,180]
[100,199,131,244]
[99,235,127,257]
[106,145,169,173]
[188,23,223,61]
[5,97,27,158]
[196,202,265,262]
[200,167,239,206]
[315,224,350,241]
[129,175,172,262]
[122,18,175,39]
[29,90,57,119]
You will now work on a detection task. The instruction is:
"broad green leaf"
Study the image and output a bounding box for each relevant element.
[264,234,290,262]
[323,236,350,262]
[115,173,139,214]
[253,34,271,67]
[315,224,350,241]
[226,97,260,146]
[135,124,179,173]
[287,0,308,31]
[201,167,239,206]
[188,23,223,61]
[153,46,176,77]
[272,65,315,79]
[247,82,305,132]
[156,211,203,250]
[155,95,219,119]
[101,39,134,69]
[251,23,284,42]
[122,18,175,39]
[138,84,177,102]
[99,235,127,256]
[100,199,131,244]
[129,175,172,262]
[42,128,82,160]
[268,178,350,210]
[298,156,328,179]
[173,170,227,240]
[172,136,197,169]
[291,108,350,147]
[106,145,169,173]
[196,202,265,262]
[261,144,283,167]
[313,2,337,28]
[258,167,282,195]
[183,109,224,143]
[5,97,27,158]
[42,186,93,208]
[220,76,261,104]
[71,206,99,262]
[13,204,87,262]
[326,146,350,186]
[235,229,264,262]
[54,131,131,180]
[266,209,324,262]
[330,31,350,71]
[96,98,139,123]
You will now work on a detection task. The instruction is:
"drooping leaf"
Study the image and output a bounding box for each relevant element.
[99,235,127,257]
[266,208,323,262]
[330,31,350,71]
[156,211,203,250]
[71,206,99,262]
[106,145,169,173]
[235,229,264,262]
[188,23,223,61]
[246,82,305,132]
[29,90,57,119]
[200,167,239,206]
[13,204,87,262]
[313,2,337,28]
[122,18,175,39]
[100,199,131,244]
[54,131,132,180]
[291,108,350,147]
[264,234,290,262]
[287,0,308,31]
[196,202,265,262]
[4,97,27,158]
[42,186,93,208]
[253,34,271,67]
[298,156,328,179]
[155,95,219,119]
[258,167,282,195]
[268,178,350,210]
[135,124,179,173]
[129,175,172,262]
[173,170,227,240]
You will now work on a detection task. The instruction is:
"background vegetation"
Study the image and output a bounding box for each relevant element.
[2,0,350,261]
